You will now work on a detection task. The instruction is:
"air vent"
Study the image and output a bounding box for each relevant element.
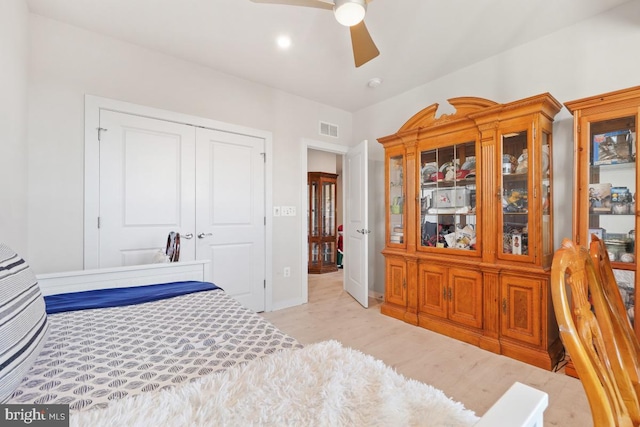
[319,121,339,138]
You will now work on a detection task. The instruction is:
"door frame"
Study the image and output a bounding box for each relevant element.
[84,95,274,310]
[300,139,349,304]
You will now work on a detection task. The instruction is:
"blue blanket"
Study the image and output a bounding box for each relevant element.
[44,281,221,314]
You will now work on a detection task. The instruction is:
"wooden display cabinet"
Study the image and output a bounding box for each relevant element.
[384,256,408,315]
[308,172,339,274]
[379,94,563,370]
[564,85,640,377]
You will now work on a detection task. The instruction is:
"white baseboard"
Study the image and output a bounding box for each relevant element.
[270,297,306,312]
[368,290,384,301]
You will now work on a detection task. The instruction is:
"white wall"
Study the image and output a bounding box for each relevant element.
[354,0,640,257]
[0,0,29,255]
[308,149,337,173]
[26,14,353,308]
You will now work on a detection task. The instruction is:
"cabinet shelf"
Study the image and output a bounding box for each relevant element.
[424,208,475,215]
[422,179,476,188]
[503,173,528,181]
[590,162,635,171]
[611,261,636,271]
[589,213,636,217]
[422,211,476,216]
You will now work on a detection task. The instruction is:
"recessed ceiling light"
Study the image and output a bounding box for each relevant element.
[276,35,292,50]
[367,77,382,88]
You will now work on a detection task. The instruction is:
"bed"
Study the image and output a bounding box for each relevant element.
[0,244,548,426]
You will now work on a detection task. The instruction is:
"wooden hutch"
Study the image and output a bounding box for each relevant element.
[378,94,563,370]
[564,85,640,376]
[308,172,339,274]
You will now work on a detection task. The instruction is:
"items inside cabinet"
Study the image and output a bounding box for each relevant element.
[501,131,529,255]
[588,116,636,324]
[420,141,477,250]
[499,130,552,258]
[389,154,404,244]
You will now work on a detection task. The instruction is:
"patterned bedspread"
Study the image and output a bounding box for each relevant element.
[7,289,301,412]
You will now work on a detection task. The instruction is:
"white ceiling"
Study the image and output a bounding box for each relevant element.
[26,0,632,112]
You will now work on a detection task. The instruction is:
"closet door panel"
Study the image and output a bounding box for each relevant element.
[195,128,266,311]
[98,110,196,267]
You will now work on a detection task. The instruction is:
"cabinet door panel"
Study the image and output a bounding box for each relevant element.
[418,264,448,318]
[386,148,406,248]
[308,173,338,273]
[449,269,483,328]
[386,258,406,307]
[500,275,542,346]
[497,119,536,264]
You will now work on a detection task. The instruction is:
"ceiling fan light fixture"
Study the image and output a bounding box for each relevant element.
[333,0,366,27]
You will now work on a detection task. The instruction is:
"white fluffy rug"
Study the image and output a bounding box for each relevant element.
[71,340,479,427]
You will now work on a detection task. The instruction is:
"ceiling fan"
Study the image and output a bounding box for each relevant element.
[250,0,379,67]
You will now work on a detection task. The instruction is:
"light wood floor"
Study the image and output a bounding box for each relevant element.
[262,271,593,427]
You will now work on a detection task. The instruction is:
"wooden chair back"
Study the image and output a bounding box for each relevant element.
[551,238,640,426]
[589,235,640,356]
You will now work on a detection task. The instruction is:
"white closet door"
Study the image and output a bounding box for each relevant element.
[195,128,266,312]
[344,139,369,308]
[98,111,196,267]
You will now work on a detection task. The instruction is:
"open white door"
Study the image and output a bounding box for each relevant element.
[344,140,369,308]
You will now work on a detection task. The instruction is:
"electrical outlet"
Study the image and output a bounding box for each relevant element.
[281,206,296,216]
[283,267,291,277]
[273,206,281,217]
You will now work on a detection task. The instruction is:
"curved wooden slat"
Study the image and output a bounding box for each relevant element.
[551,238,638,426]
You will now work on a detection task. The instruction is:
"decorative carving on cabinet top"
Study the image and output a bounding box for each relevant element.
[398,97,498,132]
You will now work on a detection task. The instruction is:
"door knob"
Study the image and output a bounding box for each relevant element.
[183,233,194,239]
[198,232,213,239]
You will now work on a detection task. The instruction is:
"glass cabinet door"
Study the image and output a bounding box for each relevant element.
[587,115,636,325]
[541,131,553,261]
[310,242,319,267]
[419,141,478,252]
[310,181,318,237]
[389,153,405,245]
[308,172,338,274]
[500,129,533,259]
[322,181,335,236]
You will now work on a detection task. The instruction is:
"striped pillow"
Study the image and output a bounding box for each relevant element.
[0,244,49,403]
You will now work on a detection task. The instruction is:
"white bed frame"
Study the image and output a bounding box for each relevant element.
[36,260,210,296]
[35,262,548,426]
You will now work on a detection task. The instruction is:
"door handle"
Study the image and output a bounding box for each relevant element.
[357,229,371,234]
[183,233,194,239]
[197,233,213,239]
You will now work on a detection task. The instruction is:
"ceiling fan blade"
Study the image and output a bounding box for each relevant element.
[350,21,379,67]
[249,0,333,10]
